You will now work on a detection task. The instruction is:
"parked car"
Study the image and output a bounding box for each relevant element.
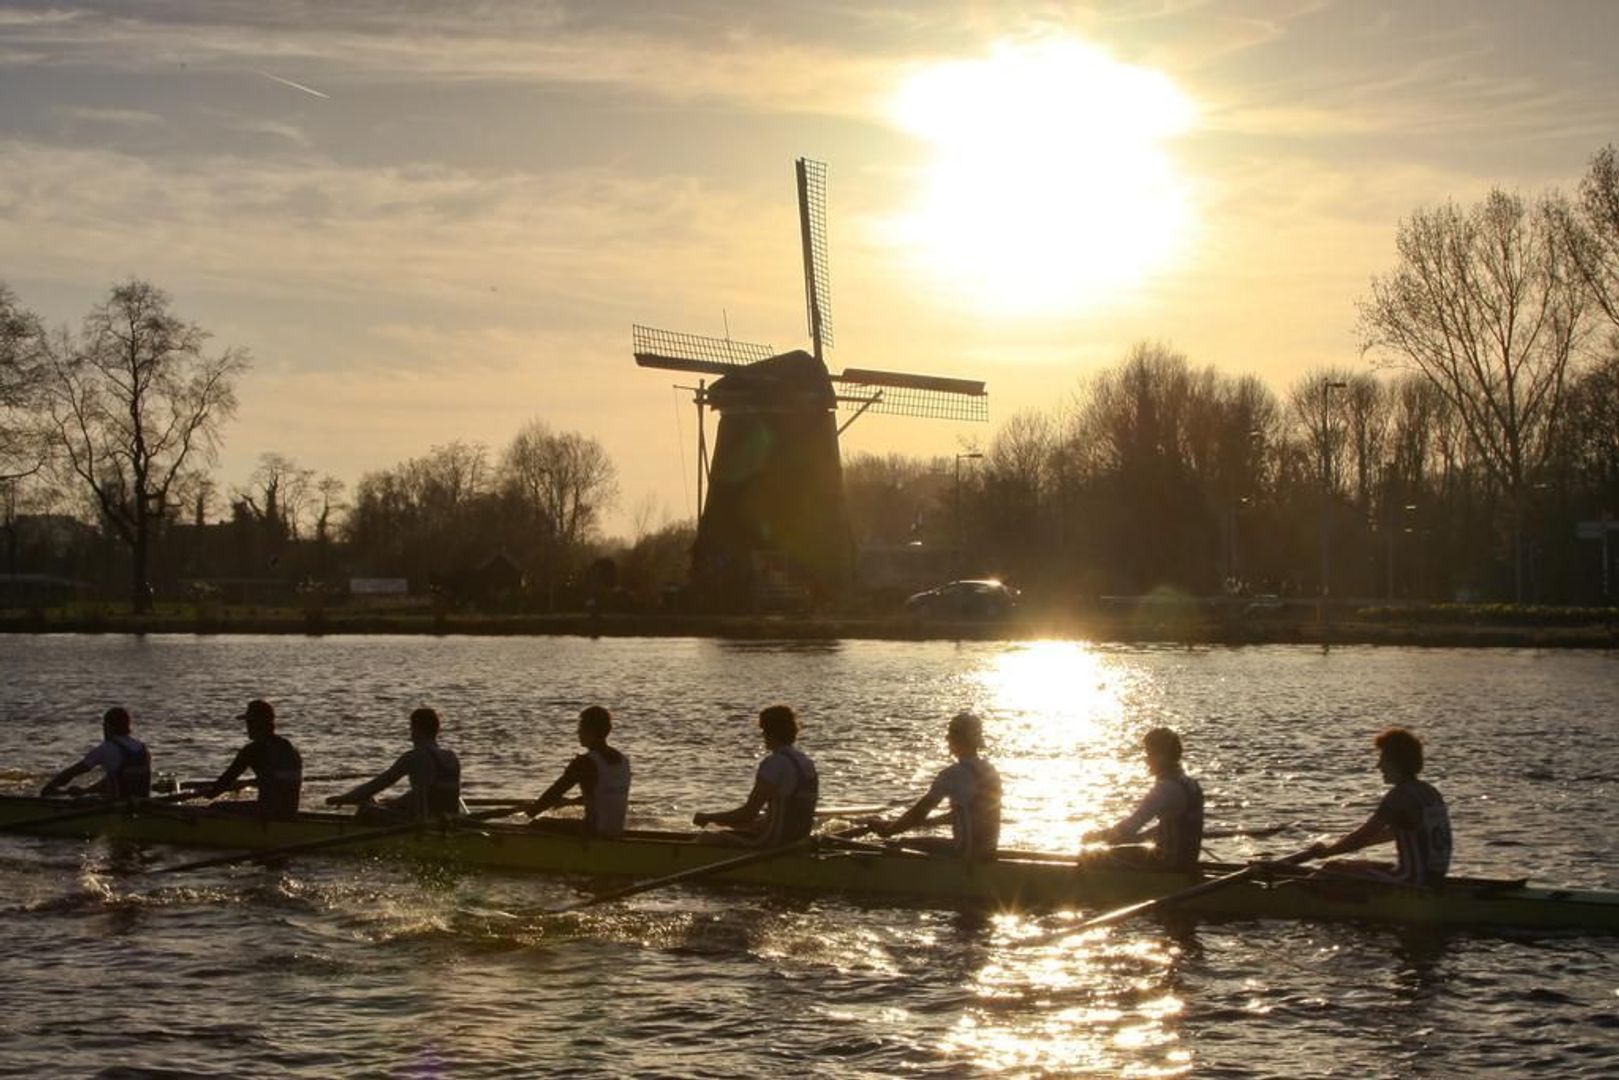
[905,579,1019,619]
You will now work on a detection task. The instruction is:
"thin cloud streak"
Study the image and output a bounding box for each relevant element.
[254,69,328,99]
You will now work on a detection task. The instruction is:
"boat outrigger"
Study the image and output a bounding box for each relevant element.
[4,794,1617,932]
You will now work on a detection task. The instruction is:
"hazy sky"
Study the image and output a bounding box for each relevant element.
[3,1,1615,535]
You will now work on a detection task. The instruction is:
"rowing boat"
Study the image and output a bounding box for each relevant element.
[4,794,1616,931]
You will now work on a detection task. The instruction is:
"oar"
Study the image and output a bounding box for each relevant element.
[179,771,374,791]
[460,797,894,820]
[539,824,874,917]
[151,805,526,875]
[1204,822,1296,841]
[1021,847,1319,947]
[2,784,245,834]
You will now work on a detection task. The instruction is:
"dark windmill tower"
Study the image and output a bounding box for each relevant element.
[634,159,988,610]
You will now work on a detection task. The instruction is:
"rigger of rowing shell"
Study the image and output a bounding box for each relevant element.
[32,699,1454,888]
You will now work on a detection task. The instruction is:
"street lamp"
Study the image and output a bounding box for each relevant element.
[1320,380,1347,631]
[954,452,982,578]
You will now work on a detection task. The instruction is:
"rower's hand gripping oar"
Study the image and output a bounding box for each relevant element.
[150,805,528,875]
[1020,847,1320,947]
[2,783,251,834]
[539,823,875,918]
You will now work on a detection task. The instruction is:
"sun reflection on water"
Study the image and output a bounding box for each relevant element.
[944,923,1190,1076]
[972,641,1154,851]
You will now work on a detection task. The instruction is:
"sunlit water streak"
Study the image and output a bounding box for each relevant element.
[1,636,1616,1076]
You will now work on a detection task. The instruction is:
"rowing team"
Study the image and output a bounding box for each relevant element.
[35,702,1454,886]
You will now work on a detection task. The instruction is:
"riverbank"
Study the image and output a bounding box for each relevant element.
[2,604,1614,647]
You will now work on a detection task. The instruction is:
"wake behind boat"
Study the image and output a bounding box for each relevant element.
[3,793,1616,933]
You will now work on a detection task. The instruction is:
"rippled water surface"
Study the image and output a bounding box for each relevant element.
[2,635,1616,1077]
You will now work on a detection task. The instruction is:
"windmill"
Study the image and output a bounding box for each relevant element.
[634,158,988,609]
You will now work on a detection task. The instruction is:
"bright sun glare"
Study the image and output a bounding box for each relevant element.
[890,39,1196,316]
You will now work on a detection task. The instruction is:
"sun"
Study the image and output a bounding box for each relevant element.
[888,39,1196,316]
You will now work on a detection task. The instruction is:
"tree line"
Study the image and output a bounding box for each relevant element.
[3,146,1617,612]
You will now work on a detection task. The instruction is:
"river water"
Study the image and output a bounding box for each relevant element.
[1,635,1616,1077]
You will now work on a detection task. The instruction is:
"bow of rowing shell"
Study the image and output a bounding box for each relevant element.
[4,795,1616,931]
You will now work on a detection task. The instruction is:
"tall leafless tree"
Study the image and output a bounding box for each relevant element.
[0,283,50,484]
[500,421,617,600]
[1358,189,1590,599]
[43,280,248,612]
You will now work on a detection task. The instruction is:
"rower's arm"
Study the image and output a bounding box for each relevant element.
[40,761,91,795]
[694,778,771,829]
[328,757,408,805]
[1098,785,1166,842]
[209,746,253,797]
[1316,815,1393,858]
[878,791,944,837]
[530,758,589,817]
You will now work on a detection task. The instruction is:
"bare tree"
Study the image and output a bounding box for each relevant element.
[0,283,50,483]
[501,421,618,572]
[314,474,346,546]
[238,452,314,540]
[43,280,248,612]
[1567,144,1619,331]
[1358,190,1589,599]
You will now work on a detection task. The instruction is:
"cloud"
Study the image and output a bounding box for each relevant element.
[54,105,164,126]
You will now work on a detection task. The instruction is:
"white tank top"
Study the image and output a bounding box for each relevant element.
[586,748,631,838]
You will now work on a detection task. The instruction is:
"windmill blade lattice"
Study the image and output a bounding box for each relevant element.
[798,158,833,353]
[633,324,776,376]
[832,368,988,422]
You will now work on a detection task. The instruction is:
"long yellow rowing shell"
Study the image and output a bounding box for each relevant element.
[3,795,1615,931]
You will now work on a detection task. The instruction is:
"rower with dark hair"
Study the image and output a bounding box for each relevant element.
[526,706,632,837]
[200,699,304,820]
[326,707,463,821]
[1085,726,1205,871]
[40,707,152,800]
[871,711,1002,858]
[1309,727,1452,887]
[693,705,819,846]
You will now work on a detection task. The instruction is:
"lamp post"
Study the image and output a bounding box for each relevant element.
[954,452,982,578]
[1320,380,1347,631]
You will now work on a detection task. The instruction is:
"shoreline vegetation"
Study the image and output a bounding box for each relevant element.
[3,602,1614,648]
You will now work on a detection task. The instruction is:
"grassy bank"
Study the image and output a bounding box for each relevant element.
[1,602,1615,648]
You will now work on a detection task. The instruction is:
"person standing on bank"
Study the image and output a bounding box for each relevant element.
[326,707,463,821]
[41,707,152,800]
[693,705,819,846]
[1084,727,1205,871]
[527,706,631,838]
[1309,727,1452,887]
[201,699,304,820]
[871,711,1002,859]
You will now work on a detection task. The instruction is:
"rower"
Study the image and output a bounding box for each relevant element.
[870,711,1001,859]
[40,706,152,800]
[526,705,631,838]
[1084,726,1204,871]
[692,705,819,846]
[325,707,464,821]
[1308,727,1452,887]
[200,699,304,820]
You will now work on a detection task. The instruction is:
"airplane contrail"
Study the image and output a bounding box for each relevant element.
[254,69,329,99]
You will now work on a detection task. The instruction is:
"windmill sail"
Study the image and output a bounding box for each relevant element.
[633,324,776,376]
[797,158,832,360]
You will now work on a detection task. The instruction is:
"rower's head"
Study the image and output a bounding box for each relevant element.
[1142,727,1183,776]
[758,705,798,748]
[947,711,984,758]
[1375,727,1423,782]
[102,706,132,739]
[410,706,442,743]
[578,705,612,747]
[238,698,276,739]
